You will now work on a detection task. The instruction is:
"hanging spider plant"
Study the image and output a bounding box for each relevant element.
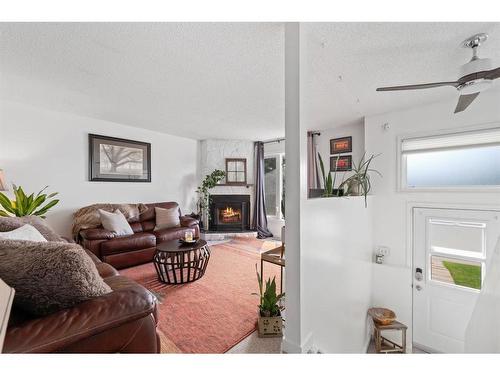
[340,153,382,207]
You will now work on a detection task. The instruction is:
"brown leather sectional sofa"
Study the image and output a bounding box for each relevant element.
[78,202,200,269]
[4,250,160,353]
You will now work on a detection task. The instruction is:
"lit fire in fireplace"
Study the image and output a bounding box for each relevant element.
[220,206,242,223]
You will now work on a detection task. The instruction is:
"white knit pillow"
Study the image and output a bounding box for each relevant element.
[154,206,180,231]
[0,224,47,242]
[98,209,134,236]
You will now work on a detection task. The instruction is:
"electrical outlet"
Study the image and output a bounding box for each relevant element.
[377,246,390,257]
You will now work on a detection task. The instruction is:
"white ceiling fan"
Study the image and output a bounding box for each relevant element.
[376,33,500,113]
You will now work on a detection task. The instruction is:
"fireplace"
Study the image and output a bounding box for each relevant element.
[209,194,251,232]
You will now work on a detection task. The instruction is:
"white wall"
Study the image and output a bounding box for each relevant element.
[301,196,373,352]
[198,139,255,223]
[314,121,365,188]
[0,100,198,237]
[365,88,500,349]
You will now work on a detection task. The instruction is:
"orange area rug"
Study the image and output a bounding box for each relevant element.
[120,238,282,353]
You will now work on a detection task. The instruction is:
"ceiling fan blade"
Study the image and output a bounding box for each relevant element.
[376,81,458,91]
[484,67,500,80]
[454,92,480,113]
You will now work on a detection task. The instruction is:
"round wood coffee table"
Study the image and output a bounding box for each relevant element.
[153,239,211,284]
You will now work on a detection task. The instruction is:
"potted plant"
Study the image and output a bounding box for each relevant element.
[0,185,59,218]
[340,153,382,207]
[317,152,344,197]
[253,265,285,338]
[195,169,226,230]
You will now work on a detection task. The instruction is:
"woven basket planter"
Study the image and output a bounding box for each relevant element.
[257,314,283,338]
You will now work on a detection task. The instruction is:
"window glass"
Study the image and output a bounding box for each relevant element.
[264,157,277,216]
[406,145,500,188]
[431,255,482,290]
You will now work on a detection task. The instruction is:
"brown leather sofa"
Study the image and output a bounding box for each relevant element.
[78,202,200,269]
[3,250,160,353]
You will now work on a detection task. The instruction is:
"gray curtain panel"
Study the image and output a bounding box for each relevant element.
[252,141,273,239]
[307,132,321,189]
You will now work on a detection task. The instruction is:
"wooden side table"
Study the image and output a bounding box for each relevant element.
[373,320,407,353]
[260,245,285,294]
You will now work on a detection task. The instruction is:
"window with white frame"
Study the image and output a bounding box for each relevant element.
[264,154,285,219]
[400,127,500,189]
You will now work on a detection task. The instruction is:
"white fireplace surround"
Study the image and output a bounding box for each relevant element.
[198,139,255,222]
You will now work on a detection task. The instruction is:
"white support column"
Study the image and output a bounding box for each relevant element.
[282,22,302,353]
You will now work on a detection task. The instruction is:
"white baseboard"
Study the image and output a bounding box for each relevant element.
[281,332,315,354]
[281,337,302,353]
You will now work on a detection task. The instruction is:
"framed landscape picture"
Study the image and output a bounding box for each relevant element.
[330,136,352,154]
[330,155,352,172]
[89,134,151,182]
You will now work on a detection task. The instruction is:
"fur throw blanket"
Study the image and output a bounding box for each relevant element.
[0,239,112,316]
[0,216,64,242]
[72,203,148,239]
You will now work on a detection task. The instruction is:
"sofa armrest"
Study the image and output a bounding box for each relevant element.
[80,228,116,241]
[4,278,156,353]
[180,215,199,227]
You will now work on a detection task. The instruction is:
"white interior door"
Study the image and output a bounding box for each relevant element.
[413,207,500,353]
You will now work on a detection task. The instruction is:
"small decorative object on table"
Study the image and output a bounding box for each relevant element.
[182,228,196,243]
[253,265,285,338]
[368,307,407,353]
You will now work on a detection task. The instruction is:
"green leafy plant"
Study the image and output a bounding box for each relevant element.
[0,185,59,218]
[340,153,382,207]
[195,169,226,218]
[252,264,285,317]
[318,152,343,197]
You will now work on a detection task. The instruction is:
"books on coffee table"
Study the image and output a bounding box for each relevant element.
[0,278,15,353]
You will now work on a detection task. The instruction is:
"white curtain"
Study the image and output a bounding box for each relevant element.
[465,237,500,353]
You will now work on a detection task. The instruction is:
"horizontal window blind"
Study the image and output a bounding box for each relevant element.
[402,127,500,153]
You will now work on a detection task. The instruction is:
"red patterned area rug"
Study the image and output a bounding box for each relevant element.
[120,238,282,353]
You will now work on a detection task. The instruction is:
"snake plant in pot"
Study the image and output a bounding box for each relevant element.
[340,153,382,207]
[253,264,285,337]
[0,185,59,218]
[317,152,343,197]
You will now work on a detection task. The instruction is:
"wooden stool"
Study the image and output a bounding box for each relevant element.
[373,320,407,353]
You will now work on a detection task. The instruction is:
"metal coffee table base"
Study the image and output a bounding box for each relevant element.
[153,244,211,284]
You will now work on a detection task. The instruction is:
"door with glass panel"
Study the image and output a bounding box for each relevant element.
[413,207,500,353]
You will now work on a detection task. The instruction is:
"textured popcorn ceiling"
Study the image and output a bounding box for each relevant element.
[1,22,500,140]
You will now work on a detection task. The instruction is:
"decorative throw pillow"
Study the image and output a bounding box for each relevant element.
[0,216,64,242]
[98,209,134,236]
[154,206,180,231]
[0,224,47,242]
[0,239,112,316]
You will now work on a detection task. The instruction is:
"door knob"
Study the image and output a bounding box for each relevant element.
[415,267,423,281]
[415,285,422,291]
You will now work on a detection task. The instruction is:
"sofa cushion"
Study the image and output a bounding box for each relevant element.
[100,232,156,256]
[0,239,112,316]
[98,209,134,236]
[0,216,64,242]
[154,227,192,243]
[154,206,181,231]
[139,202,180,222]
[0,224,47,242]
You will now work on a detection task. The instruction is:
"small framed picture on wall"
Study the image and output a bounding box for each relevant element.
[330,136,352,154]
[330,155,352,172]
